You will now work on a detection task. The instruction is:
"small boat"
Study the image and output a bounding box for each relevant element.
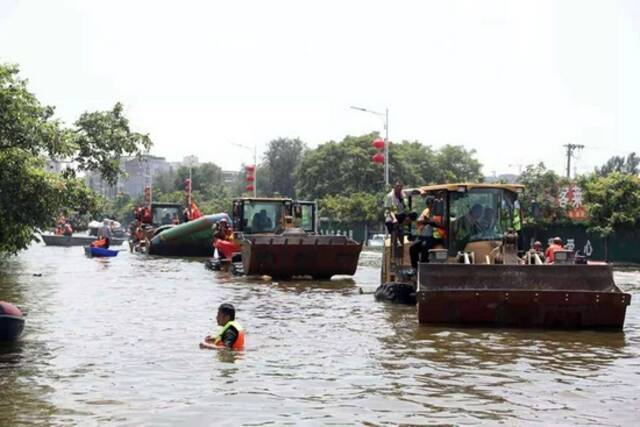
[42,234,126,247]
[0,301,25,341]
[84,246,119,257]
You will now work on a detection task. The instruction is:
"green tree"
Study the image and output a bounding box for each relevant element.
[295,133,390,199]
[0,63,151,254]
[295,134,484,200]
[71,103,152,185]
[319,192,383,224]
[580,172,640,259]
[432,145,483,183]
[173,162,224,199]
[595,152,639,177]
[261,138,306,198]
[517,163,569,225]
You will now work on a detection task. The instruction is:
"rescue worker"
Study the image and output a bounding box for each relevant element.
[526,240,544,264]
[545,237,564,264]
[384,181,408,235]
[410,195,447,268]
[186,201,202,221]
[383,181,417,249]
[212,218,240,260]
[96,219,112,249]
[200,303,245,350]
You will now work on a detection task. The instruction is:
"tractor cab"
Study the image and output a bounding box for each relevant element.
[231,198,317,235]
[379,183,524,302]
[407,183,524,261]
[150,203,183,227]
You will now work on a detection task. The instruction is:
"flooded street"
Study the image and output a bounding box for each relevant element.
[1,244,640,426]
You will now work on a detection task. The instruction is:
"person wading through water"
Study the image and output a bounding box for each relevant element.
[200,303,245,350]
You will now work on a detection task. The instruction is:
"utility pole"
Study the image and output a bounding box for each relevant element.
[564,143,584,179]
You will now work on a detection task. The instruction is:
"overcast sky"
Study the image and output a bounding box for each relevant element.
[1,0,638,178]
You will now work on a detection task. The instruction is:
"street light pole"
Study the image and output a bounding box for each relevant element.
[350,105,390,187]
[232,142,258,197]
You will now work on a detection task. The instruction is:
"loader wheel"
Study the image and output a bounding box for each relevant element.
[374,282,417,305]
[205,258,222,271]
[230,262,245,276]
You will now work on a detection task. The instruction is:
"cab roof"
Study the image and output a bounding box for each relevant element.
[234,197,293,202]
[406,183,525,195]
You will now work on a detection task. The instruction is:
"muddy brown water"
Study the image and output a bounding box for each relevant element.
[1,244,639,426]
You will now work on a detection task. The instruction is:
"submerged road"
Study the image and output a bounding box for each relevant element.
[1,244,639,425]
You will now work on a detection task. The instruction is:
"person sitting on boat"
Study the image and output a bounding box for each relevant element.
[545,237,564,264]
[171,213,180,225]
[94,219,112,249]
[62,222,73,236]
[200,303,245,350]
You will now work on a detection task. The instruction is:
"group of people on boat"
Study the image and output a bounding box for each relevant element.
[54,214,74,237]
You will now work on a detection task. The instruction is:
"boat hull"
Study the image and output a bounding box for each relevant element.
[42,234,125,247]
[84,246,119,257]
[417,264,631,329]
[241,234,362,279]
[0,315,25,341]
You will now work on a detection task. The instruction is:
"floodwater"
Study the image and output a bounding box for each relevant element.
[1,244,639,426]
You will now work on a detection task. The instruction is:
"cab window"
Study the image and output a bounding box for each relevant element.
[242,202,283,234]
[448,189,518,253]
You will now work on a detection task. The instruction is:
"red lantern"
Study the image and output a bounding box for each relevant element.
[246,185,255,192]
[245,164,256,172]
[246,175,255,182]
[372,138,385,150]
[372,153,385,164]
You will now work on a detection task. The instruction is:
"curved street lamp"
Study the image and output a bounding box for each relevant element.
[350,105,389,187]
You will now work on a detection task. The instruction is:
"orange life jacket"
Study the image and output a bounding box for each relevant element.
[213,320,245,350]
[189,202,202,220]
[545,243,564,263]
[91,238,108,248]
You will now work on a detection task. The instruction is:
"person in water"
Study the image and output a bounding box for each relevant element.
[200,303,245,350]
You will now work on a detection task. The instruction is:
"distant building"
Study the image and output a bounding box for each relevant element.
[120,155,172,197]
[85,154,172,199]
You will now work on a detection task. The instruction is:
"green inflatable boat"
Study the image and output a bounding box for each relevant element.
[148,214,231,257]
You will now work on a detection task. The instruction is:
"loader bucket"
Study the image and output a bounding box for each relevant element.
[241,235,362,279]
[417,264,631,329]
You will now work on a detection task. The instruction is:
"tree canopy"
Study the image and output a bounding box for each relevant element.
[261,138,306,198]
[580,172,640,237]
[0,63,151,255]
[294,133,483,200]
[516,163,569,225]
[595,152,639,177]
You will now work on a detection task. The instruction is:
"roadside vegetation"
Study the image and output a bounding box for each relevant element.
[1,63,638,256]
